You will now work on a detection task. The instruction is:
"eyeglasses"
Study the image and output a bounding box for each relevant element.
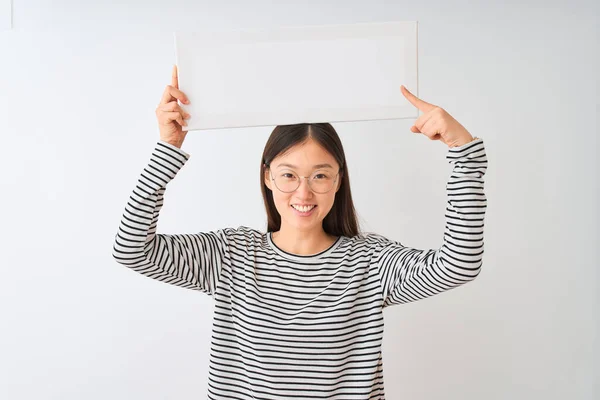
[269,169,340,194]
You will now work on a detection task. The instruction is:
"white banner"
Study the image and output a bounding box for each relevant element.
[174,21,419,131]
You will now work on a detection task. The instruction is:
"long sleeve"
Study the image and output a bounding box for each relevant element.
[373,138,488,308]
[112,140,232,295]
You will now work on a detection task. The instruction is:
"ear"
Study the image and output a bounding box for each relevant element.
[264,165,272,190]
[335,171,343,193]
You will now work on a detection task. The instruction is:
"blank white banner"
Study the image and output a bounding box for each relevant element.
[174,21,419,131]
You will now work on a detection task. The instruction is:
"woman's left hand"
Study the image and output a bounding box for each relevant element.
[401,85,474,148]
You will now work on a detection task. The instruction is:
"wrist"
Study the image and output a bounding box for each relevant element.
[167,140,183,149]
[452,136,478,148]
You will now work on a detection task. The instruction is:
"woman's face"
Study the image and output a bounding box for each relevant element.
[264,138,341,232]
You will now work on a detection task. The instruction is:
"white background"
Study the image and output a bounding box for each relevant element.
[0,0,597,399]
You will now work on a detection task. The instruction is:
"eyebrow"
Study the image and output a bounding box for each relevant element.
[276,163,334,169]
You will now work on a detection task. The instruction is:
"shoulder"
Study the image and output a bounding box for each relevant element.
[343,231,403,252]
[218,225,264,246]
[352,231,401,245]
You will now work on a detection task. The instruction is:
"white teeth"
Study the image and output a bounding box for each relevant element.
[292,205,315,212]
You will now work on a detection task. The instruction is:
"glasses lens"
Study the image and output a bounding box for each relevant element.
[308,171,336,193]
[273,171,299,192]
[273,171,336,193]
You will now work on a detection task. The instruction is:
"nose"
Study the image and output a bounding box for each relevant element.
[296,176,314,195]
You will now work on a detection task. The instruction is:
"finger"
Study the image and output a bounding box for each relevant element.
[160,85,189,106]
[422,119,447,144]
[157,104,190,124]
[160,85,175,105]
[413,111,435,133]
[159,100,190,115]
[172,65,178,89]
[162,111,187,126]
[401,85,436,113]
[421,117,440,138]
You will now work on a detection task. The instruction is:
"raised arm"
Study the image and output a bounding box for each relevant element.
[373,138,487,307]
[112,66,233,295]
[373,87,487,307]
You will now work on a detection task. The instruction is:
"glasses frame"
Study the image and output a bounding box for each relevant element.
[268,167,341,194]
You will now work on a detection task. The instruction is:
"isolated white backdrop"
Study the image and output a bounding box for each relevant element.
[0,1,597,399]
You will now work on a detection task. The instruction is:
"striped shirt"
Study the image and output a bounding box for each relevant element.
[113,138,488,399]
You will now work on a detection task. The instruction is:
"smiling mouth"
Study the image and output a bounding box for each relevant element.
[291,204,316,211]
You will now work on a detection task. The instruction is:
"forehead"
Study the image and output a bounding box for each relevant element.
[273,140,338,170]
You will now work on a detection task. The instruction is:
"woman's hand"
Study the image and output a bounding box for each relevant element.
[401,85,474,148]
[155,65,191,148]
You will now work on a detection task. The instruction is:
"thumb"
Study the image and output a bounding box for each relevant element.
[171,65,179,89]
[410,126,421,133]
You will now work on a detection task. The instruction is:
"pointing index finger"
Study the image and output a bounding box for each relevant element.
[401,85,436,112]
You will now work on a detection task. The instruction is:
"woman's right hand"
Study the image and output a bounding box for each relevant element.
[155,65,191,148]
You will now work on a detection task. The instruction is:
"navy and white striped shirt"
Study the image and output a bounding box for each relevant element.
[113,138,487,399]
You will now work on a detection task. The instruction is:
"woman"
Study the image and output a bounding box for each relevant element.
[113,65,487,399]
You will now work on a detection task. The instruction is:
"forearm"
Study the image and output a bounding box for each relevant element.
[112,141,189,266]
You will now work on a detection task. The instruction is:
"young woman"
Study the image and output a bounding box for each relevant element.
[113,65,487,399]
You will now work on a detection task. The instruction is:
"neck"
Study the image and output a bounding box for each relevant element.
[271,225,337,256]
